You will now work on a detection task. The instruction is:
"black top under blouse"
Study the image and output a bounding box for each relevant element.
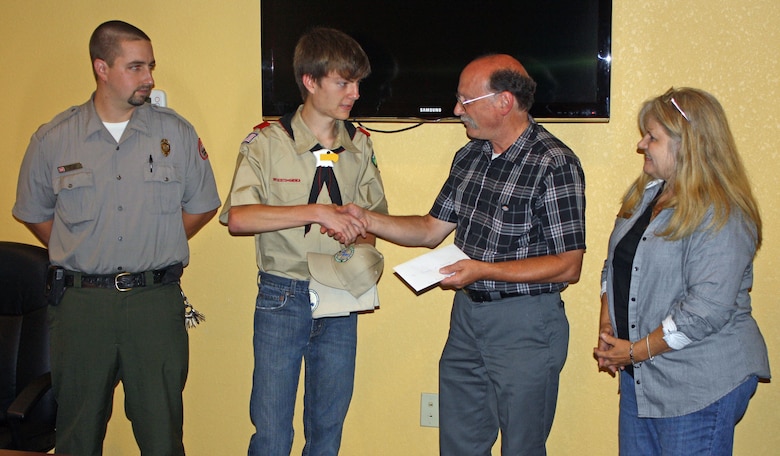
[612,185,663,376]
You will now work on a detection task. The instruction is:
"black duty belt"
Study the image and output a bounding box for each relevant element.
[463,288,524,303]
[63,263,183,292]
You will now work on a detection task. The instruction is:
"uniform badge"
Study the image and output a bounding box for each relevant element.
[309,289,320,312]
[198,138,209,160]
[242,132,258,144]
[161,139,171,156]
[333,245,356,263]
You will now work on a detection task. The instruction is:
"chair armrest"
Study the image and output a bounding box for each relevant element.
[7,372,52,420]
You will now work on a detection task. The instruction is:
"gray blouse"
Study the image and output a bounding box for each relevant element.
[601,180,770,417]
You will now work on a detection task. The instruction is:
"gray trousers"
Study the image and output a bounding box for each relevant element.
[439,291,569,456]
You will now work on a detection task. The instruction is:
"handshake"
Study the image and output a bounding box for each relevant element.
[319,203,371,245]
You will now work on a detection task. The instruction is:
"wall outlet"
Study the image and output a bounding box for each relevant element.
[420,393,439,427]
[150,89,167,107]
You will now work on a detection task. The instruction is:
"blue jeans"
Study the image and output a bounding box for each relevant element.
[248,272,357,456]
[619,371,758,456]
[439,291,569,456]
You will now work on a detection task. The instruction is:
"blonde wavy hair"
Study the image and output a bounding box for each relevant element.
[619,87,761,249]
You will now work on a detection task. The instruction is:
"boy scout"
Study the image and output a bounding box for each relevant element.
[220,27,387,455]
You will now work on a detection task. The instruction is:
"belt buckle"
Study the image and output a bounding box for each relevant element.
[114,272,133,292]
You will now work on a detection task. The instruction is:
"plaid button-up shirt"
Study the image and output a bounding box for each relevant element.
[430,120,585,295]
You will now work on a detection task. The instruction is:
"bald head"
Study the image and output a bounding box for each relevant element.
[461,54,536,112]
[465,54,529,77]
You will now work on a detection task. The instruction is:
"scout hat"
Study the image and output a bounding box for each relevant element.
[307,244,384,318]
[309,283,379,318]
[308,244,384,297]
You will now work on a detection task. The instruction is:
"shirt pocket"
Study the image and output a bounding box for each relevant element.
[495,195,534,249]
[53,170,96,225]
[144,164,183,214]
[269,176,310,206]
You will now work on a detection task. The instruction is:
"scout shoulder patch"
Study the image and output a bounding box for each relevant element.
[198,138,209,160]
[242,132,259,144]
[243,121,272,144]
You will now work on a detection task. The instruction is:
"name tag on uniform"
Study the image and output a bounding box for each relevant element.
[57,163,83,173]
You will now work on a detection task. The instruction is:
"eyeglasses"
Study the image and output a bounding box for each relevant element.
[455,92,497,107]
[662,87,690,122]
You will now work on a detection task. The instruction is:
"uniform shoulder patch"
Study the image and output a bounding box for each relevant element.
[198,138,209,160]
[242,132,259,144]
[357,126,371,137]
[244,120,272,144]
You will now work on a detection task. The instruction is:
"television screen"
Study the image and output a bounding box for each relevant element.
[261,0,612,122]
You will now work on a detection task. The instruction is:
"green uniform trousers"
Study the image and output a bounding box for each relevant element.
[49,283,188,456]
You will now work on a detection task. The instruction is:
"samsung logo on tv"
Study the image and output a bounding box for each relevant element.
[419,107,443,113]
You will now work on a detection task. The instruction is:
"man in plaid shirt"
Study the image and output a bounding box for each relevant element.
[340,54,585,456]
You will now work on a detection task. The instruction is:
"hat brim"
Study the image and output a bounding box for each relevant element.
[309,279,378,319]
[307,245,384,298]
[307,251,345,291]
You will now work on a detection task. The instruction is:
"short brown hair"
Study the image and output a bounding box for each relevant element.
[89,20,150,69]
[293,27,370,101]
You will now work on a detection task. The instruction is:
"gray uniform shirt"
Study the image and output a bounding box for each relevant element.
[13,96,221,274]
[601,179,770,417]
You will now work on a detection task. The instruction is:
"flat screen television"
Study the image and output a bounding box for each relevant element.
[261,0,612,122]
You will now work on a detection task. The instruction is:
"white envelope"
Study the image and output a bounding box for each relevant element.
[392,244,469,292]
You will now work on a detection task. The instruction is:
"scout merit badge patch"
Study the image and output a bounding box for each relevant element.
[161,138,171,156]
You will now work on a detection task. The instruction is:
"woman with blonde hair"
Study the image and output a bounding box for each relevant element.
[594,87,770,455]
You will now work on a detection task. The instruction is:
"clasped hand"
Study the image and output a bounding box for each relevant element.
[319,204,368,245]
[593,330,632,375]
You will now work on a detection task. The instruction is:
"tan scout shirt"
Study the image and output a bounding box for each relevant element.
[220,106,388,280]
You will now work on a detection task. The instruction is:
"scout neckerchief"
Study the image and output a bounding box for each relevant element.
[279,113,357,235]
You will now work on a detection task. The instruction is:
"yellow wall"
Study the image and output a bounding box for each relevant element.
[2,1,778,454]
